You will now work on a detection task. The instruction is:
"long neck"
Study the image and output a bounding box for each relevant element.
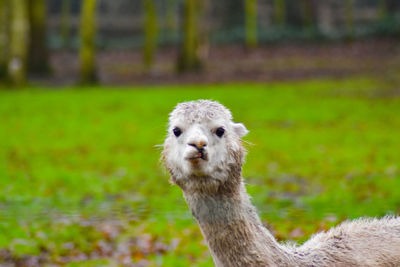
[183,182,295,267]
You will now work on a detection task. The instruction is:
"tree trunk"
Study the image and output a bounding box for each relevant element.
[0,0,9,80]
[177,0,201,72]
[378,0,387,20]
[197,0,210,64]
[79,0,97,84]
[28,0,50,75]
[244,0,257,48]
[8,0,29,86]
[165,0,177,33]
[60,0,71,49]
[300,0,313,30]
[274,0,286,27]
[317,0,333,35]
[143,0,158,70]
[345,0,355,40]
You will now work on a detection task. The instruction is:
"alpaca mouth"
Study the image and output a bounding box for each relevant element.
[186,152,208,161]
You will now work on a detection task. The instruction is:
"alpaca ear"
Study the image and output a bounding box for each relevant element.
[232,122,249,137]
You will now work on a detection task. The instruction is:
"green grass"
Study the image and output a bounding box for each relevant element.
[0,77,400,265]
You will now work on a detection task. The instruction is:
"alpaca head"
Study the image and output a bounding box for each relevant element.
[162,100,248,193]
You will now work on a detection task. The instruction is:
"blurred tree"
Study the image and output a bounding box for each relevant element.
[300,0,313,30]
[197,0,210,63]
[378,0,387,20]
[274,0,286,26]
[8,0,29,86]
[143,0,158,70]
[79,0,97,84]
[0,0,9,80]
[177,0,201,72]
[60,0,71,49]
[165,0,177,33]
[345,0,355,40]
[316,0,333,35]
[28,0,50,75]
[244,0,257,48]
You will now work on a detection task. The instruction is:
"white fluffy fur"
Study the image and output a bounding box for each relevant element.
[163,100,247,191]
[162,100,400,267]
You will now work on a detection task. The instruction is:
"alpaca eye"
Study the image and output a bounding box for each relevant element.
[215,127,225,137]
[173,127,182,137]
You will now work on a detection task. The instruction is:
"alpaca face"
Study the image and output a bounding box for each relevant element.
[162,100,248,192]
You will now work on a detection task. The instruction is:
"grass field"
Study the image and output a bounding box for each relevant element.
[1,77,400,265]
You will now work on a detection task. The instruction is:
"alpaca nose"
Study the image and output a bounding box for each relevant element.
[187,126,208,151]
[188,141,207,151]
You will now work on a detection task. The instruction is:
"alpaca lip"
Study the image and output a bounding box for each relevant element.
[186,152,208,161]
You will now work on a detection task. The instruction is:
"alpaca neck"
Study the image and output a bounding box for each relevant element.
[183,182,294,266]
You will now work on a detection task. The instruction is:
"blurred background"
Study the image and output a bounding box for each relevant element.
[1,0,400,266]
[0,0,400,85]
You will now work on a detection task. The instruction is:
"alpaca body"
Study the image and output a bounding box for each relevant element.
[186,184,400,267]
[296,216,400,266]
[162,100,400,267]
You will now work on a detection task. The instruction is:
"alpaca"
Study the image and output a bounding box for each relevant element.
[162,100,400,267]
